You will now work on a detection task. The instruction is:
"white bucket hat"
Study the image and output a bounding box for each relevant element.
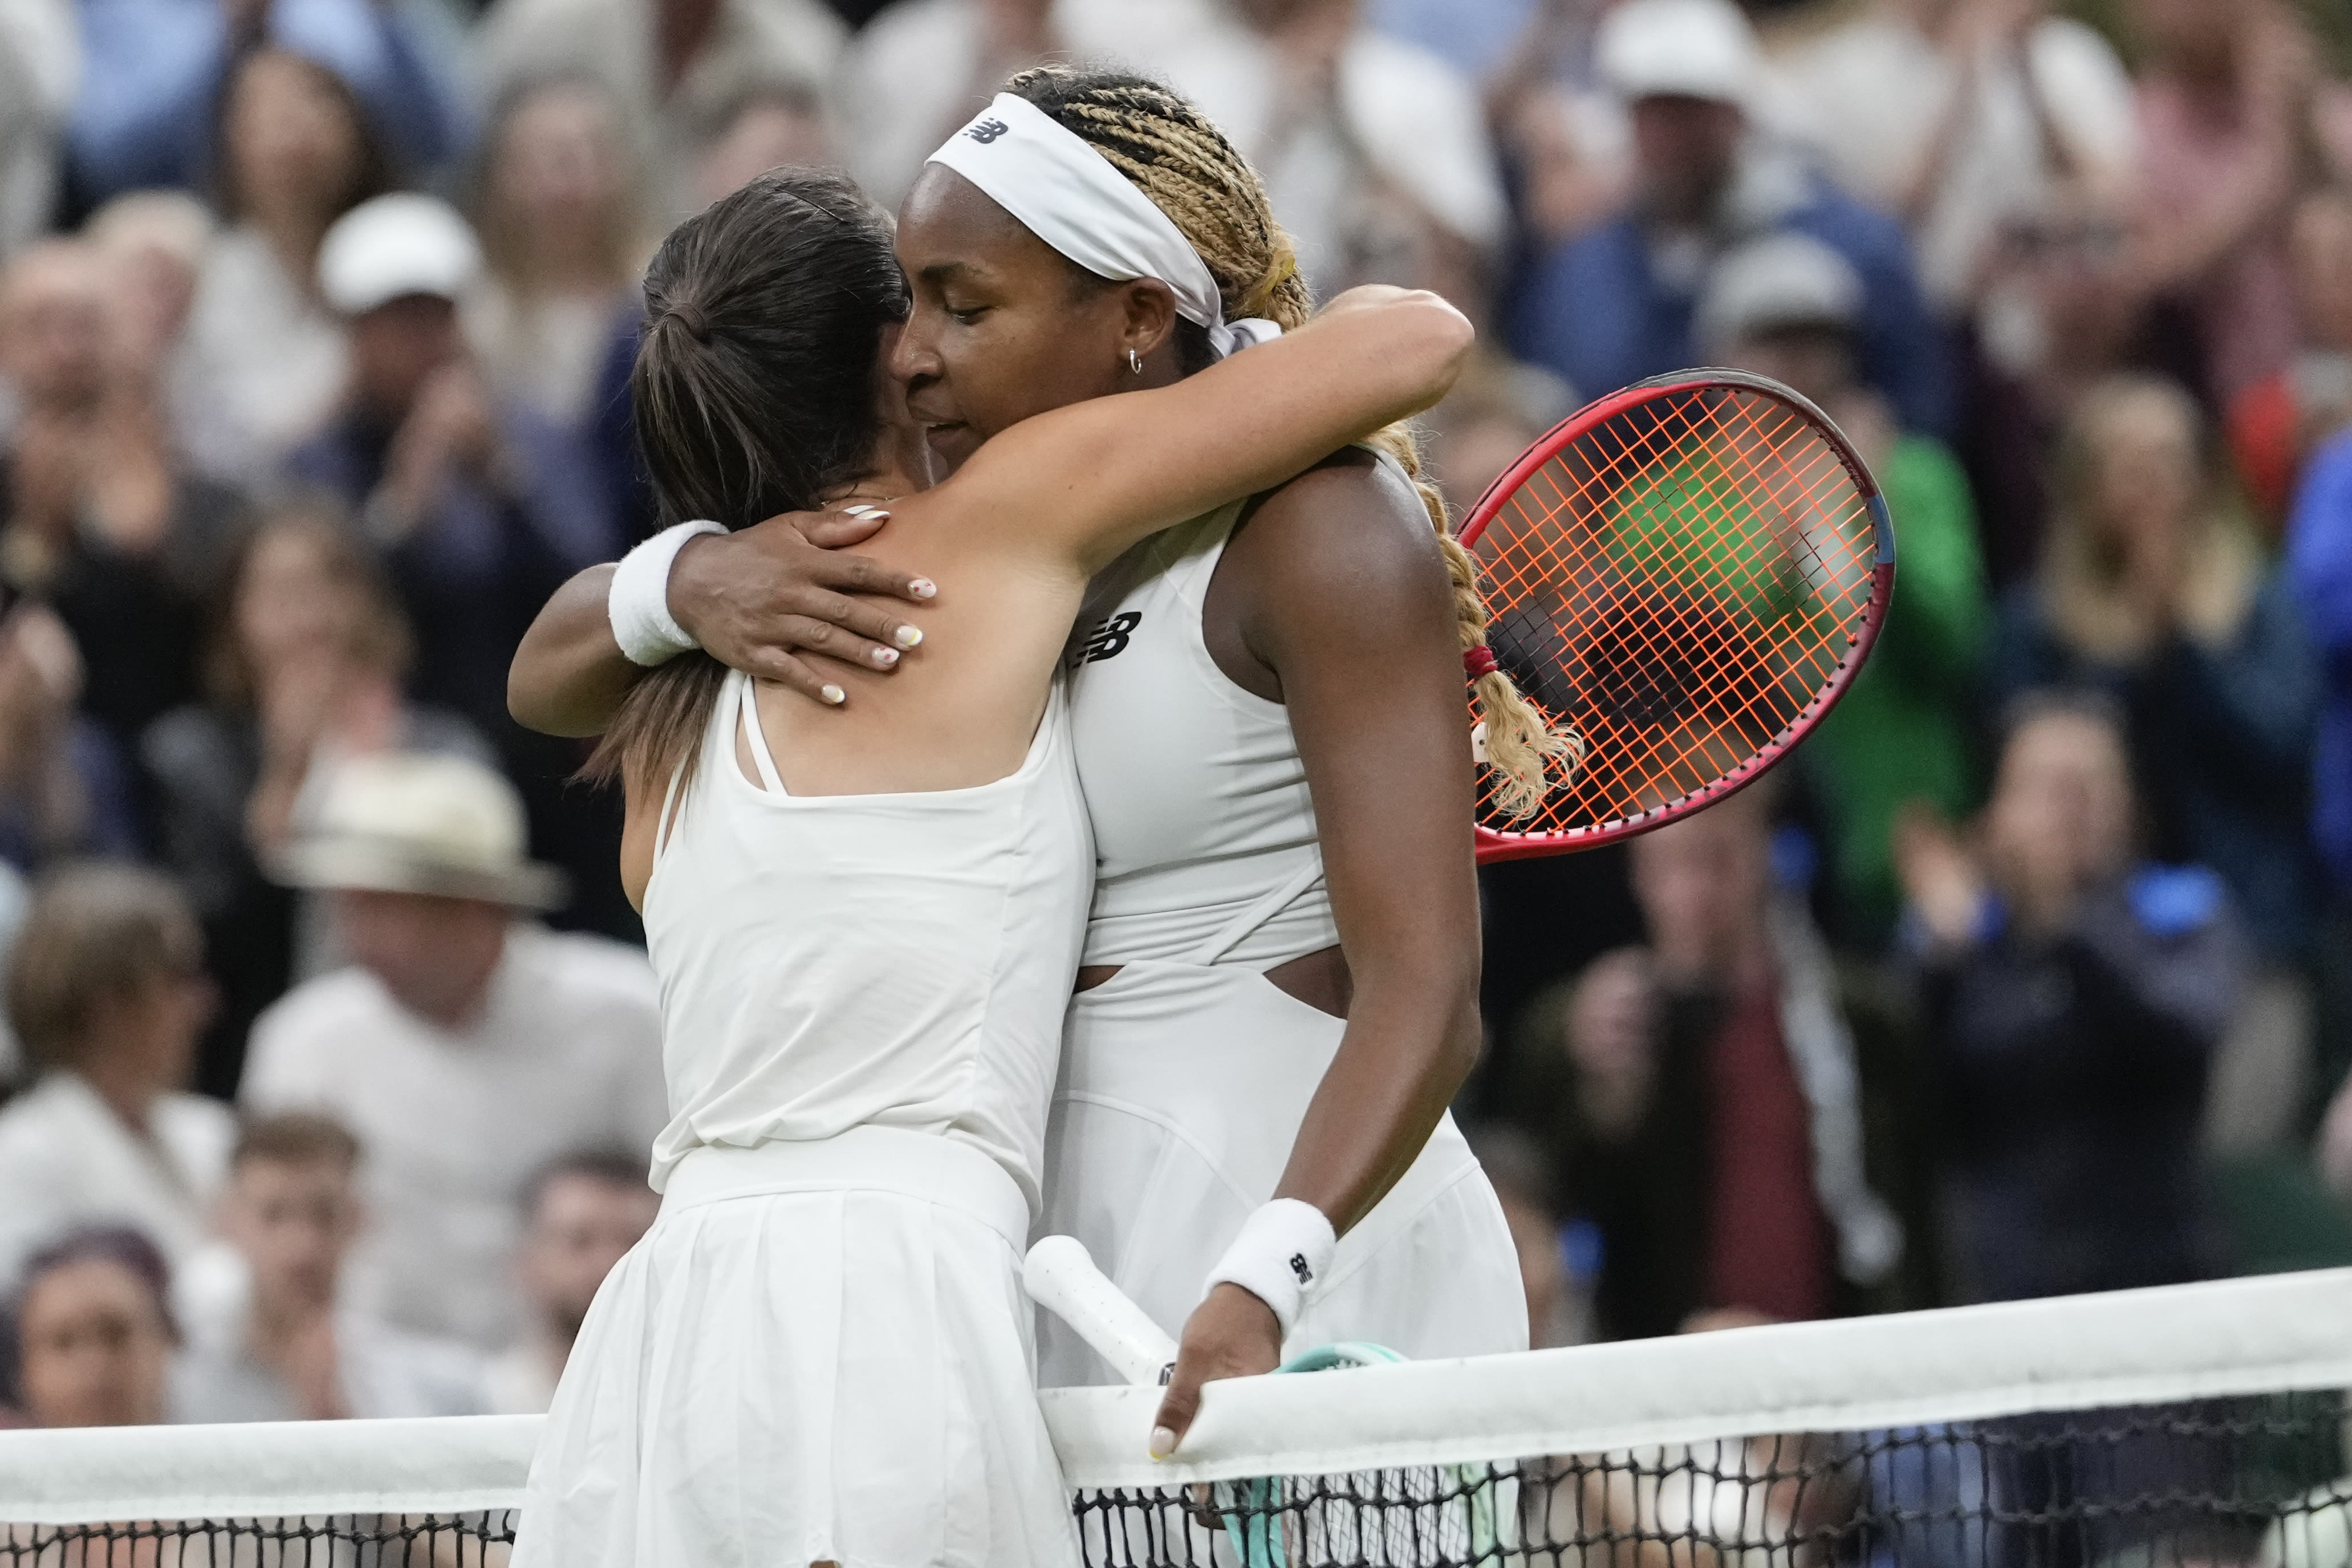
[275,751,567,910]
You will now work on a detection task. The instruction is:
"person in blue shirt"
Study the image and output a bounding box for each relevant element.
[2288,426,2352,899]
[65,0,468,210]
[1507,0,1953,438]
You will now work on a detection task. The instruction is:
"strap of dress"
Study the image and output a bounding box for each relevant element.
[1181,854,1327,968]
[734,672,788,795]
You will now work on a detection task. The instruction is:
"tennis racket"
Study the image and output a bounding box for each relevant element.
[1463,369,1895,863]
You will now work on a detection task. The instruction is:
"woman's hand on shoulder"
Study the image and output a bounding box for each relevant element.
[670,508,939,705]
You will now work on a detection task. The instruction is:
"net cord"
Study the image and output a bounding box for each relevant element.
[1046,1267,2352,1489]
[3,1271,2348,1522]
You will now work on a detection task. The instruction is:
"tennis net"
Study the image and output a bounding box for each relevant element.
[4,1270,2349,1567]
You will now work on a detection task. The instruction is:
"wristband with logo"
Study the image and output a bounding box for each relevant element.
[608,519,726,667]
[1202,1198,1337,1340]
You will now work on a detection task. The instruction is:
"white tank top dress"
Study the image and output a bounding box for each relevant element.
[518,671,1087,1568]
[1039,496,1529,1387]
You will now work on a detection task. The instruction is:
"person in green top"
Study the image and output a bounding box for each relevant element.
[1696,231,1991,945]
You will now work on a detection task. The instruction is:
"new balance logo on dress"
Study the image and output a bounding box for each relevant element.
[966,119,1009,144]
[1290,1252,1313,1285]
[1074,611,1141,665]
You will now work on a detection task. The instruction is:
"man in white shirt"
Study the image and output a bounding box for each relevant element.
[174,1111,488,1422]
[241,751,667,1351]
[482,1148,659,1414]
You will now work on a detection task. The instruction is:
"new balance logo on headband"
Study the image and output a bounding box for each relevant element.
[965,118,1009,145]
[1074,611,1141,665]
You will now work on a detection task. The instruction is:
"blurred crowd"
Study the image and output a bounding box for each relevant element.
[3,0,2352,1427]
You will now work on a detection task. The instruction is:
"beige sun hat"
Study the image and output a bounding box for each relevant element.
[275,751,568,910]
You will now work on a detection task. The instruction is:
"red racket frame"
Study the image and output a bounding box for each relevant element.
[1459,369,1897,864]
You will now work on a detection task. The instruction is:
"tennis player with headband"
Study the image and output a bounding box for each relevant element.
[509,167,1468,1565]
[510,67,1567,1461]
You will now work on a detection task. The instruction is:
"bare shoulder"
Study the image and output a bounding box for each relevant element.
[1224,447,1452,608]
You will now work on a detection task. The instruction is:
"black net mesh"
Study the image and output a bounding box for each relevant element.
[1071,1394,2352,1568]
[1,1511,517,1564]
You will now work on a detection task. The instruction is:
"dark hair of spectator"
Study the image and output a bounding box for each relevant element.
[1462,1120,1556,1214]
[204,505,414,710]
[583,168,906,798]
[210,46,396,229]
[470,71,647,298]
[6,865,202,1074]
[0,1226,178,1410]
[233,1110,363,1175]
[520,1147,652,1221]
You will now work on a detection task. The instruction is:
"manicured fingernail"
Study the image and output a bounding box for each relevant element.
[895,625,924,648]
[821,684,846,705]
[845,505,889,519]
[873,647,899,667]
[1148,1426,1177,1460]
[908,579,936,599]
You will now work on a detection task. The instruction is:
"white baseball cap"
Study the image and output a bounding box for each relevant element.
[316,193,482,316]
[1596,0,1764,108]
[275,750,567,909]
[1696,232,1866,355]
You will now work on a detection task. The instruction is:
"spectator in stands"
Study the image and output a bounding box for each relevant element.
[474,0,844,221]
[2126,0,2326,409]
[0,234,249,760]
[689,82,835,210]
[484,1148,656,1414]
[176,1112,485,1421]
[169,48,392,486]
[1509,0,1952,438]
[63,0,462,209]
[2227,190,2352,534]
[287,193,613,759]
[1524,787,1926,1341]
[0,0,74,259]
[1777,0,2138,320]
[1896,691,2246,1301]
[1,1227,176,1428]
[84,191,214,388]
[241,751,665,1350]
[1697,233,1990,945]
[142,508,490,1096]
[838,0,1059,212]
[466,76,649,430]
[0,867,225,1291]
[1987,376,2321,966]
[0,607,139,876]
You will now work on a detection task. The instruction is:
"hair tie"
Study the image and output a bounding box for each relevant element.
[1463,646,1499,680]
[663,301,712,342]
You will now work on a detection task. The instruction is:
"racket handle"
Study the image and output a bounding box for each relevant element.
[1023,1235,1178,1388]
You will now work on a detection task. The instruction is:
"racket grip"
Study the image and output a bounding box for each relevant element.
[1023,1235,1178,1388]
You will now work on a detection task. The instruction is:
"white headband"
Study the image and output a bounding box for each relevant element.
[925,94,1282,361]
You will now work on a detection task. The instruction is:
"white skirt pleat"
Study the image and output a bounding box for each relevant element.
[515,1134,1080,1568]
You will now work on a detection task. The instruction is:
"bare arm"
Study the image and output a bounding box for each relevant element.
[952,286,1473,572]
[1151,458,1482,1452]
[506,512,936,734]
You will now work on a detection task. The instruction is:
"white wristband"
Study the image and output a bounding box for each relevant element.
[609,519,725,667]
[1203,1199,1337,1340]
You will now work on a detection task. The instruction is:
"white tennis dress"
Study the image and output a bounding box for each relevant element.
[1039,499,1529,1387]
[518,671,1088,1568]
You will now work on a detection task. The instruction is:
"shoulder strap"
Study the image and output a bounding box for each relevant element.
[734,672,788,795]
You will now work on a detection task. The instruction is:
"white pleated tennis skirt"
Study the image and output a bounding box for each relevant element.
[514,1125,1080,1568]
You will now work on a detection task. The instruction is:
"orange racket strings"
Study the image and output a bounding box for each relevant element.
[1467,380,1881,847]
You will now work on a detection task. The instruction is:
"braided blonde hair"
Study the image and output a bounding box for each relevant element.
[1006,66,1574,818]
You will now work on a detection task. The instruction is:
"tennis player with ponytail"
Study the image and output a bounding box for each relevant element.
[510,66,1561,1467]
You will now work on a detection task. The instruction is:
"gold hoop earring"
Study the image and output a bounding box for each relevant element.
[1127,348,1144,375]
